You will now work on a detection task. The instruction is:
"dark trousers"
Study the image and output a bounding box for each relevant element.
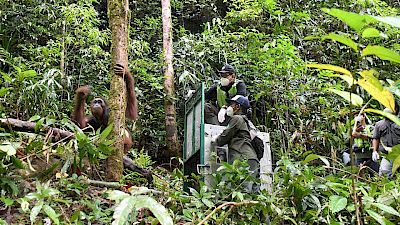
[204,103,219,125]
[204,103,230,125]
[246,159,260,193]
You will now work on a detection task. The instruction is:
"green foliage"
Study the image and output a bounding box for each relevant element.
[0,140,22,196]
[19,182,61,225]
[128,148,153,169]
[0,219,8,225]
[329,195,347,213]
[269,155,400,224]
[1,0,400,223]
[74,123,115,167]
[322,8,376,32]
[108,189,173,225]
[308,8,400,118]
[167,160,268,224]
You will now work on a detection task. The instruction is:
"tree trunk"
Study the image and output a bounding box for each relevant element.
[60,21,66,76]
[162,0,180,157]
[106,0,129,181]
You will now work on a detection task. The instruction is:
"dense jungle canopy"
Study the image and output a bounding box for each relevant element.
[1,0,400,224]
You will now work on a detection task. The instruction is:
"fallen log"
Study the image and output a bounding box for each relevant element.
[0,118,75,140]
[1,118,152,183]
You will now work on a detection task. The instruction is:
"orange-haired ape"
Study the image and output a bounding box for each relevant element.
[71,64,138,152]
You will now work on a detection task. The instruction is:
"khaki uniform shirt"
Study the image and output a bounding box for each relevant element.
[215,115,257,163]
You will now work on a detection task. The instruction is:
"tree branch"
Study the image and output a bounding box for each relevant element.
[197,201,259,225]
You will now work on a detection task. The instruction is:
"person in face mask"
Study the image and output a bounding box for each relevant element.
[211,95,259,192]
[204,63,247,125]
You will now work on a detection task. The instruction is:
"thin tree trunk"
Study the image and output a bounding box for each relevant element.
[106,0,129,181]
[161,0,180,157]
[60,21,66,76]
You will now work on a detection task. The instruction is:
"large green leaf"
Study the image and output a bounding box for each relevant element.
[357,73,395,111]
[43,205,60,225]
[387,79,400,98]
[358,69,378,79]
[319,72,357,87]
[362,46,400,64]
[387,145,400,161]
[372,16,400,28]
[328,89,363,106]
[0,87,11,97]
[99,123,113,142]
[112,196,173,225]
[18,70,37,81]
[322,33,358,51]
[366,209,388,225]
[30,201,43,223]
[133,196,173,225]
[391,155,400,175]
[371,203,400,217]
[307,63,352,76]
[362,28,381,38]
[112,196,137,225]
[334,74,357,87]
[329,195,347,213]
[0,142,17,156]
[302,154,330,166]
[364,109,400,127]
[303,154,319,164]
[322,8,375,32]
[108,190,131,202]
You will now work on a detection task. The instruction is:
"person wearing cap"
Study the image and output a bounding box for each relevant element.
[204,63,247,125]
[211,95,258,192]
[372,103,400,176]
[343,114,374,166]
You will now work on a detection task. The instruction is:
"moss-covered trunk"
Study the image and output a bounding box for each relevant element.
[106,0,129,181]
[162,0,180,157]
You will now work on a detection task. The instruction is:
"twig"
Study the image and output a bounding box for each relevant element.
[197,201,259,225]
[57,203,69,223]
[220,205,235,222]
[42,132,75,151]
[323,166,376,184]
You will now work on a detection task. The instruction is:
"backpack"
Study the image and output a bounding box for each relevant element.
[243,116,264,160]
[251,136,264,160]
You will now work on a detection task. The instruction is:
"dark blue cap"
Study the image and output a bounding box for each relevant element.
[227,95,250,109]
[218,63,235,74]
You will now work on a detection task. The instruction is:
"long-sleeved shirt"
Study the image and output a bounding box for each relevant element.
[215,115,257,162]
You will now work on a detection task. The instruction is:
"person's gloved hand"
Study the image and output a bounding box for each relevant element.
[372,151,380,162]
[218,107,227,123]
[342,152,350,165]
